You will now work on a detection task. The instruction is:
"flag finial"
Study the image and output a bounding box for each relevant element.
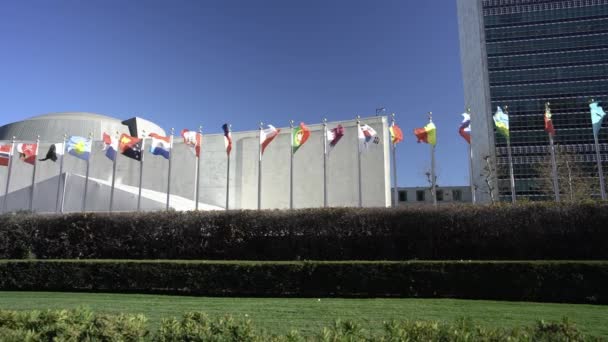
[322,118,327,125]
[290,120,294,128]
[170,128,174,135]
[259,122,264,129]
[427,111,433,122]
[356,115,360,124]
[504,105,509,113]
[466,107,471,113]
[590,98,596,104]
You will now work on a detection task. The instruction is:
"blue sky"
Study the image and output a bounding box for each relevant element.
[0,0,468,186]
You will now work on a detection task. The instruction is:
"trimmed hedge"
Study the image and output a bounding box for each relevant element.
[1,260,607,304]
[1,203,608,260]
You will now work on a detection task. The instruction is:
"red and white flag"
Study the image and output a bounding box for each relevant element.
[260,124,280,154]
[16,143,38,165]
[181,129,202,157]
[0,144,12,167]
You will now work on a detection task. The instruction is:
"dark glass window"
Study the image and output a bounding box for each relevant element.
[453,190,463,201]
[436,190,444,201]
[416,190,425,201]
[398,191,407,202]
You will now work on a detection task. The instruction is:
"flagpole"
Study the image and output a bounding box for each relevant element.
[137,130,146,211]
[194,126,202,210]
[593,132,607,200]
[544,103,560,202]
[29,135,40,211]
[166,128,174,210]
[225,125,231,210]
[289,120,294,209]
[464,108,476,204]
[55,134,67,213]
[2,137,16,214]
[322,118,328,208]
[109,131,119,212]
[82,133,92,212]
[504,106,516,204]
[258,122,263,210]
[356,115,363,207]
[391,114,398,208]
[429,112,437,207]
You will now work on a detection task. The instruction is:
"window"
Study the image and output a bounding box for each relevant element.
[416,190,425,201]
[398,191,407,202]
[436,190,444,201]
[453,189,463,201]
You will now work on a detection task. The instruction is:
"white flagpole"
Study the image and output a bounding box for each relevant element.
[29,135,40,211]
[137,130,146,211]
[356,115,362,207]
[390,114,398,208]
[594,132,606,200]
[545,103,560,202]
[258,122,263,210]
[109,131,119,212]
[322,118,328,208]
[289,120,294,209]
[82,133,92,212]
[2,137,16,214]
[55,134,67,213]
[166,128,174,210]
[225,125,231,210]
[504,106,516,204]
[466,108,476,204]
[194,126,202,210]
[428,112,437,207]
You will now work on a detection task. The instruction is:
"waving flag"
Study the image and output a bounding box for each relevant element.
[102,133,119,161]
[181,129,202,157]
[39,143,64,162]
[327,124,344,148]
[590,101,606,138]
[0,144,12,167]
[292,122,310,153]
[544,106,555,136]
[459,113,471,144]
[67,136,92,160]
[149,133,171,159]
[260,124,280,154]
[119,134,143,161]
[222,124,232,155]
[16,143,38,165]
[493,106,510,138]
[358,124,379,152]
[414,122,437,146]
[389,123,404,144]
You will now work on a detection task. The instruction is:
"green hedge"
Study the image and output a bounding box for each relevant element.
[1,203,608,260]
[1,260,606,304]
[0,309,593,341]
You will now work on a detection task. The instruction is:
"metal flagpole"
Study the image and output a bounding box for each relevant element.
[429,112,437,207]
[594,131,607,200]
[166,128,174,210]
[546,103,560,202]
[109,131,119,212]
[258,122,263,210]
[504,106,516,203]
[137,130,146,211]
[82,133,92,212]
[225,125,231,210]
[55,134,67,213]
[466,108,476,204]
[61,173,68,213]
[2,137,16,214]
[322,118,328,208]
[356,115,363,207]
[29,135,40,211]
[289,120,294,209]
[391,114,398,208]
[195,126,202,210]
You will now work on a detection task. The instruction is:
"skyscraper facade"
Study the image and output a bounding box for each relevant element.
[457,0,608,202]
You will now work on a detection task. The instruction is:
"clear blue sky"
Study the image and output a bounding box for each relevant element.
[0,0,467,187]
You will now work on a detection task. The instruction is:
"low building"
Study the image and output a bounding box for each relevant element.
[392,186,473,206]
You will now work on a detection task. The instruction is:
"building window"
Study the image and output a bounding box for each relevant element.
[436,190,444,201]
[453,189,463,201]
[416,190,425,201]
[398,191,407,202]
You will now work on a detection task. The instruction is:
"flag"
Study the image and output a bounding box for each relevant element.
[222,123,232,155]
[389,123,404,144]
[0,144,11,167]
[260,124,280,154]
[414,122,437,146]
[149,133,171,159]
[119,134,143,161]
[181,129,202,157]
[493,106,510,138]
[17,143,38,165]
[327,124,344,148]
[292,122,310,153]
[358,124,379,151]
[39,143,64,162]
[544,106,555,136]
[102,133,119,161]
[67,136,92,160]
[590,101,606,138]
[459,113,471,144]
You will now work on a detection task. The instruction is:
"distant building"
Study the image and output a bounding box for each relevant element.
[457,0,608,202]
[392,186,472,206]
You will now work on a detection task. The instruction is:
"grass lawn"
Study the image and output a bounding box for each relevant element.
[0,291,607,337]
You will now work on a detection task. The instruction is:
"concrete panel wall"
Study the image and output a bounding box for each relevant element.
[0,116,391,211]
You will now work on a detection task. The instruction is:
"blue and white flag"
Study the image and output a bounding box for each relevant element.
[66,136,92,160]
[103,132,118,161]
[149,133,171,159]
[590,101,606,138]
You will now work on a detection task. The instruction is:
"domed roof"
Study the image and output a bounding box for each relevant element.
[24,112,124,122]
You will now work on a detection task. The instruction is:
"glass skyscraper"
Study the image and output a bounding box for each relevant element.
[458,0,608,202]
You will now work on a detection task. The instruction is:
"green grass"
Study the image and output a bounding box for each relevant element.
[1,292,607,337]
